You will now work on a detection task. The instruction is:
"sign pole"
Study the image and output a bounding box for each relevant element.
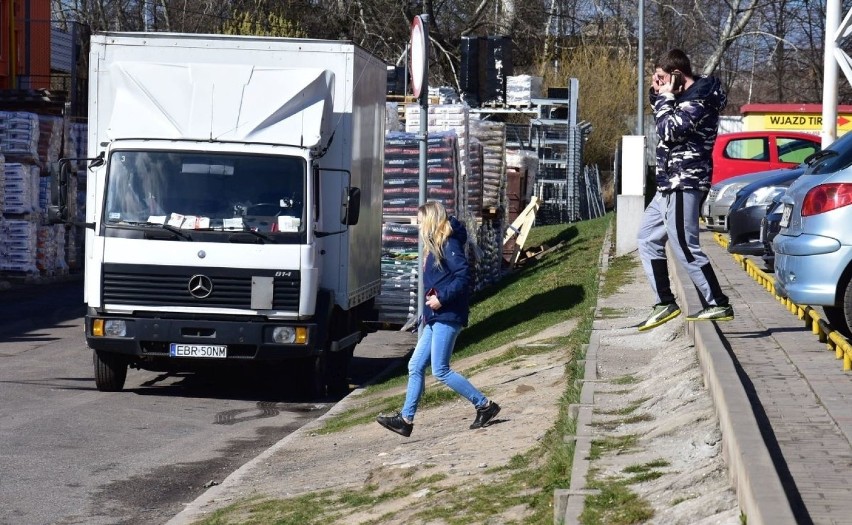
[410,14,429,334]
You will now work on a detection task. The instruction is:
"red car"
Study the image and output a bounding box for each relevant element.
[712,131,821,184]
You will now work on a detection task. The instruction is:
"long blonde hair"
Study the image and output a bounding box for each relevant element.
[418,201,453,268]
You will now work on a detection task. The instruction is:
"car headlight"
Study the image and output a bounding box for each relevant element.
[745,186,786,207]
[717,183,748,201]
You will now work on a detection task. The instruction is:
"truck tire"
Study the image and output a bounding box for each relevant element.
[823,275,852,338]
[325,346,353,397]
[93,350,128,392]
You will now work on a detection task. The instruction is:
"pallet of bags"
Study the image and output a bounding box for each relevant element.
[474,218,503,291]
[0,219,38,274]
[404,104,471,217]
[38,115,63,168]
[0,153,4,214]
[0,111,40,164]
[466,138,484,218]
[3,163,40,214]
[383,130,459,217]
[376,222,420,325]
[64,121,88,170]
[469,119,506,211]
[506,75,543,106]
[36,224,68,276]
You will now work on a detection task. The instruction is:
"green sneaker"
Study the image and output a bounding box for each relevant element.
[686,304,734,322]
[638,302,681,331]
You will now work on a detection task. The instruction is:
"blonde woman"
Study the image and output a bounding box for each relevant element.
[377,201,500,437]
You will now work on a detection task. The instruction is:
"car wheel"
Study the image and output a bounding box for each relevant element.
[93,350,128,392]
[823,277,852,338]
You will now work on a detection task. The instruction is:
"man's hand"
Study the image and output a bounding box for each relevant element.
[653,75,676,95]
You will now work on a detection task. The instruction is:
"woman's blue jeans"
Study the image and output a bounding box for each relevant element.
[401,321,487,422]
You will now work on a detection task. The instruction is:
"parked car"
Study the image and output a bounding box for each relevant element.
[759,197,785,271]
[712,130,820,185]
[773,130,852,337]
[702,167,795,232]
[726,166,805,257]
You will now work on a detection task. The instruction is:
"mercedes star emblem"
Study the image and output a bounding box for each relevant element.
[188,274,214,299]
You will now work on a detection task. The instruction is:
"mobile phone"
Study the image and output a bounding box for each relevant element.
[671,72,683,91]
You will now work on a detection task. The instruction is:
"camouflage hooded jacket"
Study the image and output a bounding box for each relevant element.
[649,75,727,192]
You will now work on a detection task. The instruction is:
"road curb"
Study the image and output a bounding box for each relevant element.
[669,247,797,525]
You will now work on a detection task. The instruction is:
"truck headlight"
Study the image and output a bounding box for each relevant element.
[93,319,127,337]
[272,326,308,344]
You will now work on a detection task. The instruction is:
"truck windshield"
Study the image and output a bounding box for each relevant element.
[104,150,306,234]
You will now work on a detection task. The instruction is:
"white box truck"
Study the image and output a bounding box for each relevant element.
[65,32,386,395]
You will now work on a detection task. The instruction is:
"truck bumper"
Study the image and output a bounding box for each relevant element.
[85,314,322,361]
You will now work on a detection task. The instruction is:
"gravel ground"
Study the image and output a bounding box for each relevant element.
[168,253,741,525]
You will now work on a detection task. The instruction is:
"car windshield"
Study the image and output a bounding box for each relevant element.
[104,150,305,234]
[806,131,852,175]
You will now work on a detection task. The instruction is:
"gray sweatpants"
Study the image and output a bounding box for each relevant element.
[637,190,728,307]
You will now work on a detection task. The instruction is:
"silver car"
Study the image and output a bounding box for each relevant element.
[773,131,852,336]
[703,168,793,232]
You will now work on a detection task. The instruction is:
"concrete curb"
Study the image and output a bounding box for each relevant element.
[669,248,797,525]
[558,224,612,524]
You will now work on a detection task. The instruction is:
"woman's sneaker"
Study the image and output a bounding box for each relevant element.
[470,401,501,429]
[638,302,681,331]
[686,304,735,322]
[376,413,413,437]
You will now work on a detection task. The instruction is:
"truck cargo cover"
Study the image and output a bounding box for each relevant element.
[106,61,333,147]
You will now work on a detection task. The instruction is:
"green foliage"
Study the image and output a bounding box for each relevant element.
[543,47,636,168]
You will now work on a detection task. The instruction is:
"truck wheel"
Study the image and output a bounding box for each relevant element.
[325,347,353,397]
[823,277,852,338]
[93,350,128,392]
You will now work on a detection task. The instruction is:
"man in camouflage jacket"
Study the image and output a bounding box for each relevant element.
[636,48,735,331]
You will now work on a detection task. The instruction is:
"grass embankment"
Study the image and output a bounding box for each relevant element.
[197,212,614,524]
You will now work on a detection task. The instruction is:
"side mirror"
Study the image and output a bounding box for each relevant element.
[345,186,361,226]
[47,159,72,224]
[49,153,104,227]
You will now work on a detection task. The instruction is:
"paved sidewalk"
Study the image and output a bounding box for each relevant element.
[700,231,852,525]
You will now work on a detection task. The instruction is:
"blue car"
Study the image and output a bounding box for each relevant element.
[726,165,805,258]
[773,131,852,336]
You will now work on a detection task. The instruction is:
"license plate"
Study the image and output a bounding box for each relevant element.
[169,343,227,358]
[779,204,793,228]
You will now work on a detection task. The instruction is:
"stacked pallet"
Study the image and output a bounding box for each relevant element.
[506,75,543,106]
[0,219,38,273]
[3,163,39,215]
[65,120,89,271]
[375,223,419,325]
[404,104,471,214]
[0,112,84,280]
[383,130,460,217]
[0,112,40,164]
[467,138,484,217]
[469,119,507,211]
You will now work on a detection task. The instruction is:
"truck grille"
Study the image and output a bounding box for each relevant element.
[102,264,300,310]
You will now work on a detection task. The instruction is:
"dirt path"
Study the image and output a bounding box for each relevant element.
[168,256,740,525]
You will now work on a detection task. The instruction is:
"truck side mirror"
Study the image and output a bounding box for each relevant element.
[47,159,71,224]
[345,186,361,226]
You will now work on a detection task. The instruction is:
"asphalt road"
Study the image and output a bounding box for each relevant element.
[0,279,404,525]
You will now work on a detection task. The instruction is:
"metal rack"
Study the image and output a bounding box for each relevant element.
[469,78,597,225]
